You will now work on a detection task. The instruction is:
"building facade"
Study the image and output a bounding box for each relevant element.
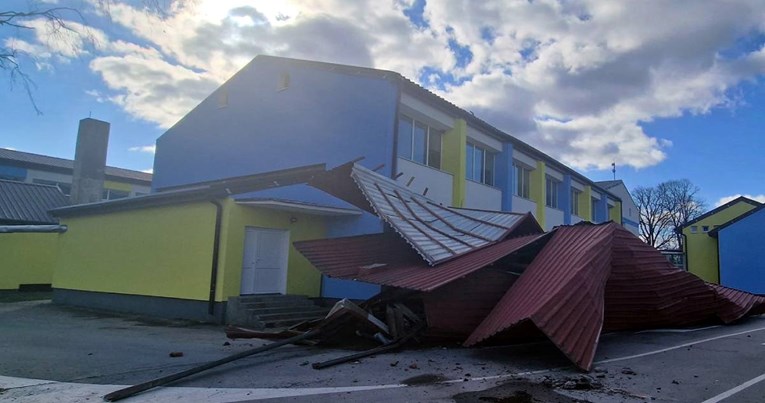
[681,196,761,283]
[0,148,152,200]
[51,56,636,321]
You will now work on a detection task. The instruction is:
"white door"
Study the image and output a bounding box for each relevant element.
[240,227,289,295]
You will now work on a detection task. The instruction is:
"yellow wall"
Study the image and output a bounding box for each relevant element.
[219,200,327,299]
[530,160,546,228]
[104,180,132,192]
[442,119,467,207]
[684,201,758,283]
[610,201,622,223]
[0,233,59,290]
[54,202,218,301]
[579,185,592,221]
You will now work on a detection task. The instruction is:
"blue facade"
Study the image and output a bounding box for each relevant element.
[152,56,395,299]
[562,175,572,224]
[153,56,399,189]
[497,142,514,211]
[718,207,765,294]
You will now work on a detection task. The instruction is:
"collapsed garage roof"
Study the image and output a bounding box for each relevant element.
[299,162,765,371]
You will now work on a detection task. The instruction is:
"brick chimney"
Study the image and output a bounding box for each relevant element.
[70,118,110,205]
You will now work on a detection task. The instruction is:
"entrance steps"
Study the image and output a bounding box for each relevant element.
[226,294,329,329]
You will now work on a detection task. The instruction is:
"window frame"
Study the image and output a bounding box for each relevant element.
[545,176,561,209]
[513,162,531,199]
[396,115,443,169]
[466,141,496,186]
[571,189,581,216]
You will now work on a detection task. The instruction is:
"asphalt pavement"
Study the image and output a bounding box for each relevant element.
[2,300,765,402]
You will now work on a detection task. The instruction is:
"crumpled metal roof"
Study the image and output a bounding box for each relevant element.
[0,180,69,224]
[464,222,765,371]
[346,164,537,265]
[294,231,548,292]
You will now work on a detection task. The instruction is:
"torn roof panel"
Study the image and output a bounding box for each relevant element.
[294,232,550,292]
[466,222,765,371]
[349,164,530,265]
[464,223,616,370]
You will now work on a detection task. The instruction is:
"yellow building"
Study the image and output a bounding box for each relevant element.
[681,196,761,283]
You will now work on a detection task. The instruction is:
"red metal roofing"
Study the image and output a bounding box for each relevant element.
[294,230,549,292]
[464,222,616,370]
[464,222,765,371]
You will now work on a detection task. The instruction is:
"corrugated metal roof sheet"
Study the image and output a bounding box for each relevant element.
[464,222,615,370]
[294,231,549,292]
[351,164,534,265]
[465,222,765,371]
[0,148,152,183]
[0,180,69,224]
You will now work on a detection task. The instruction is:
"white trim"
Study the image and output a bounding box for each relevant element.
[571,180,585,191]
[546,167,563,181]
[466,126,502,152]
[236,200,361,216]
[512,150,536,168]
[399,93,453,130]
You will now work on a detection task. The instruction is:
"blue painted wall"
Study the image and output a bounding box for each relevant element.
[718,207,765,294]
[562,175,572,224]
[153,56,398,190]
[153,56,395,299]
[497,142,514,212]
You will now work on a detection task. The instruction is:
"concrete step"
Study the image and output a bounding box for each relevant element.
[242,305,329,316]
[256,309,329,322]
[238,300,318,309]
[237,294,312,303]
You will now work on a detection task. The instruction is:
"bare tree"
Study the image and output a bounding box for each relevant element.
[659,179,706,248]
[634,185,675,249]
[634,179,706,250]
[1,7,85,114]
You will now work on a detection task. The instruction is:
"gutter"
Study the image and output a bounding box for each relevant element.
[208,200,224,315]
[0,225,67,233]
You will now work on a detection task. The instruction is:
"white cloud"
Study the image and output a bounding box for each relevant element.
[23,0,765,169]
[129,145,156,154]
[716,194,765,207]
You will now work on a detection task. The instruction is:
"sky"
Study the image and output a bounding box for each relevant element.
[2,0,765,208]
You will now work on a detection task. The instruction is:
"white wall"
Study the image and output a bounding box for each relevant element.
[545,207,565,230]
[513,195,537,217]
[465,180,502,211]
[396,157,453,206]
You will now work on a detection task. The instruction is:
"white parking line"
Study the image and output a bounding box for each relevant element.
[700,372,765,403]
[3,324,765,401]
[596,326,765,365]
[635,325,720,334]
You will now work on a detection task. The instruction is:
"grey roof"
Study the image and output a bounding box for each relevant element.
[52,163,326,217]
[595,180,622,190]
[0,148,152,184]
[350,164,528,265]
[0,180,69,224]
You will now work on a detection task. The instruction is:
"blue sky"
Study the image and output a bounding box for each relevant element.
[2,0,765,207]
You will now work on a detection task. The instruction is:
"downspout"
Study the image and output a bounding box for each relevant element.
[681,231,688,271]
[208,200,224,315]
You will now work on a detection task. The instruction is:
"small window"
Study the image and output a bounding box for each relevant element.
[466,142,496,186]
[277,72,290,91]
[396,115,442,169]
[702,226,709,232]
[591,198,599,221]
[571,189,581,216]
[545,176,560,209]
[103,189,130,200]
[513,163,531,199]
[690,226,698,233]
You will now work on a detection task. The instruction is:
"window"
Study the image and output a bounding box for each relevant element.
[397,115,442,169]
[591,198,599,221]
[545,176,560,208]
[690,226,698,233]
[103,189,130,200]
[702,225,710,232]
[32,179,71,196]
[513,163,531,198]
[571,189,581,216]
[466,142,495,186]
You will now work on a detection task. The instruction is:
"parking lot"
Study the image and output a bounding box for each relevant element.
[2,300,765,402]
